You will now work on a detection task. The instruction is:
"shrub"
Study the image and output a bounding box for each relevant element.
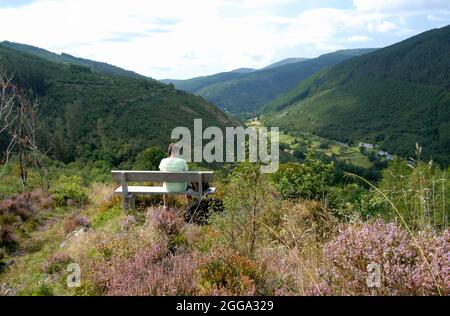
[310,220,449,295]
[272,157,334,200]
[326,184,387,221]
[133,146,166,171]
[198,246,264,295]
[119,215,138,231]
[49,175,88,207]
[43,253,73,274]
[146,207,184,237]
[0,192,47,221]
[278,200,338,247]
[210,163,277,257]
[0,225,19,250]
[184,197,224,225]
[90,244,200,296]
[63,214,90,235]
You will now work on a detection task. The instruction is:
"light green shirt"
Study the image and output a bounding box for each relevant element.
[159,157,189,192]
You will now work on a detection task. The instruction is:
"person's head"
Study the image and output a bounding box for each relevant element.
[168,143,181,157]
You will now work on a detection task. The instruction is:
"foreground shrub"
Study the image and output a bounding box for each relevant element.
[278,200,338,247]
[90,244,200,296]
[198,246,265,295]
[310,220,449,295]
[272,157,334,200]
[63,214,90,235]
[0,191,52,222]
[184,197,224,225]
[211,163,277,257]
[0,225,19,249]
[146,207,184,237]
[49,175,88,207]
[43,253,73,274]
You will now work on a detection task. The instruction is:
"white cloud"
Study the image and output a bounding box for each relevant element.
[347,35,371,42]
[354,0,450,12]
[0,0,448,79]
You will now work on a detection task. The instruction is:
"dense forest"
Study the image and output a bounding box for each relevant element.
[0,44,239,168]
[166,49,375,117]
[1,41,145,79]
[264,25,450,166]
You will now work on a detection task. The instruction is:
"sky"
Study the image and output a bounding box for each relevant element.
[0,0,449,79]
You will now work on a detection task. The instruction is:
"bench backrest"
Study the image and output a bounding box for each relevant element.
[111,171,214,183]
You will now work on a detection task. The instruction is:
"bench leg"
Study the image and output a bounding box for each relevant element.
[123,194,135,212]
[128,194,136,210]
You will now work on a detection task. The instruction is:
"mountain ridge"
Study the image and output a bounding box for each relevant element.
[0,43,239,166]
[165,49,376,116]
[264,25,450,165]
[1,41,145,79]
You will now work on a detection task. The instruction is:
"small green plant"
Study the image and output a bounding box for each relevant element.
[49,175,88,207]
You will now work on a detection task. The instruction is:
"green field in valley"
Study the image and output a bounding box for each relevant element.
[247,119,373,169]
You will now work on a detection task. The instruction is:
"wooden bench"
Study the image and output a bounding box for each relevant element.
[111,171,215,211]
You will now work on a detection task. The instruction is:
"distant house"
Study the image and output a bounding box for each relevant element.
[359,142,374,150]
[377,150,394,160]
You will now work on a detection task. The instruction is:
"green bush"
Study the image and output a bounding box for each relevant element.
[49,175,88,207]
[272,156,334,200]
[210,163,277,257]
[133,146,166,171]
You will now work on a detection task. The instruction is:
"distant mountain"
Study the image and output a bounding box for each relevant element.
[161,71,249,95]
[192,49,376,116]
[262,58,309,70]
[230,68,255,74]
[1,41,145,79]
[0,43,238,166]
[264,25,450,165]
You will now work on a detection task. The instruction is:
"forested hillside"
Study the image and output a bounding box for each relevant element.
[166,49,375,117]
[264,25,450,165]
[0,44,239,167]
[1,41,145,79]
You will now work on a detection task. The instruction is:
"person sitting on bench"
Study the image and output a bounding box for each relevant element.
[159,143,189,209]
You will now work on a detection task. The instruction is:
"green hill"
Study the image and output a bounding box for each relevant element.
[1,41,145,79]
[261,57,309,70]
[166,49,375,117]
[161,71,249,95]
[264,25,450,165]
[0,43,239,166]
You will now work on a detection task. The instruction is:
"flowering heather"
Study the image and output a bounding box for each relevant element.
[0,191,54,222]
[0,224,19,249]
[146,207,184,236]
[310,220,449,295]
[119,215,137,231]
[197,246,263,296]
[63,214,90,235]
[43,253,73,274]
[91,244,200,296]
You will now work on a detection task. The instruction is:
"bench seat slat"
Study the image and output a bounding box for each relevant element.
[114,186,216,195]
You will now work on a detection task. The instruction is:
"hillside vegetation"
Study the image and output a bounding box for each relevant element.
[0,44,239,167]
[1,41,145,79]
[166,49,375,117]
[264,25,450,165]
[0,157,448,296]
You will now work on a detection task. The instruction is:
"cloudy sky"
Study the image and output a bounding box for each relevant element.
[0,0,449,79]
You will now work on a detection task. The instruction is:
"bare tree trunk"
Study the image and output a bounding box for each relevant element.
[0,68,18,177]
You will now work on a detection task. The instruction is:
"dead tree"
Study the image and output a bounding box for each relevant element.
[0,68,18,177]
[12,90,50,192]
